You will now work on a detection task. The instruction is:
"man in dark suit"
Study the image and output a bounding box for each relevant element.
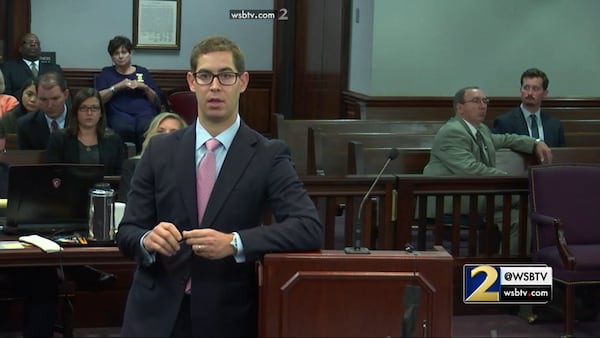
[16,71,69,149]
[116,36,323,337]
[0,33,63,97]
[493,68,565,147]
[424,86,552,255]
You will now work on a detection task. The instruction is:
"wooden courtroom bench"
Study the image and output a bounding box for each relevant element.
[564,132,600,147]
[262,176,396,250]
[561,120,600,133]
[359,101,600,122]
[3,150,45,165]
[349,140,600,175]
[271,114,443,175]
[307,127,434,175]
[348,144,537,176]
[6,134,17,150]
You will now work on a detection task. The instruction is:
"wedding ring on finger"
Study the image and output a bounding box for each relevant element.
[195,244,204,250]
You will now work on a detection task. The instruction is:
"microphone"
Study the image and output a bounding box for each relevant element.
[345,148,399,254]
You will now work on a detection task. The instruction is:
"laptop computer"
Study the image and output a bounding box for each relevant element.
[2,163,104,235]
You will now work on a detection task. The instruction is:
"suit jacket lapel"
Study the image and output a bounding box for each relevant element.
[175,126,200,228]
[19,59,33,77]
[456,117,493,167]
[201,123,257,227]
[478,126,495,167]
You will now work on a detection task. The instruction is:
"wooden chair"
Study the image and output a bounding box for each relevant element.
[167,91,197,124]
[6,134,18,150]
[529,163,600,337]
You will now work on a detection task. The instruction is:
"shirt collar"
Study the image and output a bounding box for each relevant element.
[520,103,541,119]
[463,119,480,138]
[24,59,39,68]
[195,114,241,152]
[43,105,68,125]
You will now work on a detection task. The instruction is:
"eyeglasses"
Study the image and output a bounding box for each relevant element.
[521,85,543,92]
[192,71,239,86]
[463,97,490,105]
[78,105,101,113]
[22,39,40,46]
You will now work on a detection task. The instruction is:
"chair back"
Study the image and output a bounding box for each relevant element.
[529,163,600,251]
[167,91,197,124]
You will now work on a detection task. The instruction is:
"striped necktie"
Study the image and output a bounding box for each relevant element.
[30,62,38,77]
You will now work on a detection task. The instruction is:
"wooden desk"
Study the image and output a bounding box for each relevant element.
[0,245,130,267]
[0,241,134,328]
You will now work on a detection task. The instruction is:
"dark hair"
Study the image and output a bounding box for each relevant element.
[15,79,36,112]
[452,86,480,113]
[189,36,245,73]
[35,71,68,91]
[107,36,133,55]
[521,68,549,90]
[65,87,107,137]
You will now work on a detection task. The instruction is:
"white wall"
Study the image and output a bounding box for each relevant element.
[33,0,600,96]
[31,0,274,70]
[352,0,600,97]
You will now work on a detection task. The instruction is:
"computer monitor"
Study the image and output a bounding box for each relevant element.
[3,163,104,235]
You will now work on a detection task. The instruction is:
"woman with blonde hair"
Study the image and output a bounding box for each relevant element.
[119,112,187,202]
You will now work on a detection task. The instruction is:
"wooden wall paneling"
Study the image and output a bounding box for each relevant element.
[0,0,30,63]
[342,90,600,121]
[0,0,6,64]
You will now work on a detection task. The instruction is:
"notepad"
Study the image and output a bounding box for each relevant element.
[0,241,26,250]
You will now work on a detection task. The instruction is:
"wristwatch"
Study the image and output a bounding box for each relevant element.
[230,232,240,255]
[109,85,116,93]
[534,138,541,145]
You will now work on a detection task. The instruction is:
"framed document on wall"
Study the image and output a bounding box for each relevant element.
[133,0,181,50]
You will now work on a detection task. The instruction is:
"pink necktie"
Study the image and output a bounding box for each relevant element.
[196,138,220,223]
[51,120,58,131]
[187,139,220,294]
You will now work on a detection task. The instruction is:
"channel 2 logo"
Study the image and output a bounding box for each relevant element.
[463,264,553,304]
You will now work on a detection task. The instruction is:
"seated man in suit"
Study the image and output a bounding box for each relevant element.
[16,71,70,150]
[0,33,63,97]
[423,86,552,255]
[493,68,565,147]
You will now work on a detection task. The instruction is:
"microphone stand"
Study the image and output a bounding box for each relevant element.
[345,149,398,254]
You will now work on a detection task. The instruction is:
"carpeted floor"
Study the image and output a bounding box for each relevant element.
[0,314,598,337]
[453,313,600,338]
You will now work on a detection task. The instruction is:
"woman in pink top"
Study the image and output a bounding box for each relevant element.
[0,69,18,116]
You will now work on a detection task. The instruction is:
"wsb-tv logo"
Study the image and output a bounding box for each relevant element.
[463,264,553,304]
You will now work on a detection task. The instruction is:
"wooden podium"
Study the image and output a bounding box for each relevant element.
[258,246,452,337]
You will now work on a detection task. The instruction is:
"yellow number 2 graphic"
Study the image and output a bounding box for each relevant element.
[466,266,500,302]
